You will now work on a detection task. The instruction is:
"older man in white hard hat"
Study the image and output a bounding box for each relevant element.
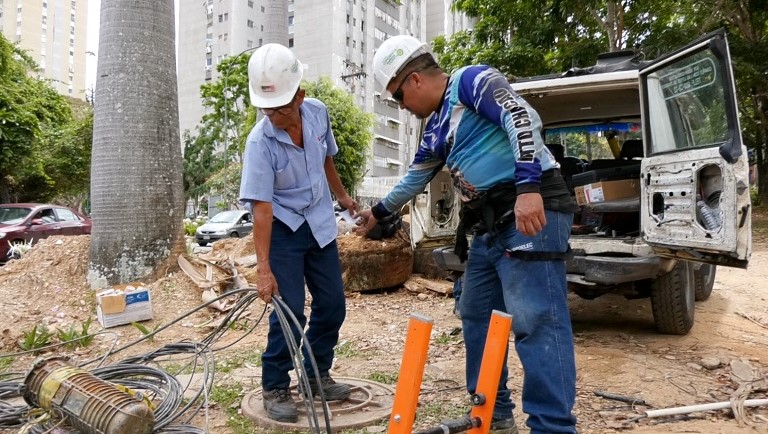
[356,36,579,434]
[239,43,357,423]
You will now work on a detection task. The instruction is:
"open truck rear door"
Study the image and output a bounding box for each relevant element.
[639,29,751,268]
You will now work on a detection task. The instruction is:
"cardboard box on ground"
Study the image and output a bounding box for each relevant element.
[574,179,640,206]
[96,284,153,328]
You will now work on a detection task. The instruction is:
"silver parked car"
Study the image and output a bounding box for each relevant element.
[195,210,253,246]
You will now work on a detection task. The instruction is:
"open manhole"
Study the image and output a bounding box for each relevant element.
[241,377,394,432]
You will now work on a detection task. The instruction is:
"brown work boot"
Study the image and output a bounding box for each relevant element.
[262,388,298,423]
[490,415,518,434]
[308,375,351,401]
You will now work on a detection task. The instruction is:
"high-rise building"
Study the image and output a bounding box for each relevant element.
[0,0,89,99]
[294,0,426,178]
[176,0,294,138]
[176,0,471,183]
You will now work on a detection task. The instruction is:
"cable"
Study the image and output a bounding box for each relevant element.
[272,295,333,433]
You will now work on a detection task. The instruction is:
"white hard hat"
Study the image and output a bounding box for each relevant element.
[372,35,430,99]
[248,43,304,108]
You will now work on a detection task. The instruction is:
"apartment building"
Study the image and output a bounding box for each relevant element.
[0,0,89,99]
[292,0,426,178]
[176,0,294,137]
[177,0,471,182]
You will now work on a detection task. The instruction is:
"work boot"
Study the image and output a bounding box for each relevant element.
[308,375,351,401]
[262,388,299,423]
[490,415,518,434]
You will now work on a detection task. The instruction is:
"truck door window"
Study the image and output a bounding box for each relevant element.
[645,50,727,154]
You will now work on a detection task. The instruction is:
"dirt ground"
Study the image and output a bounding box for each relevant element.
[1,219,767,433]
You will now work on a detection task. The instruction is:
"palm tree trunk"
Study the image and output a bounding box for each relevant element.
[88,0,184,287]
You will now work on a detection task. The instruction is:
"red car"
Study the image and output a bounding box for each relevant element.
[0,203,91,262]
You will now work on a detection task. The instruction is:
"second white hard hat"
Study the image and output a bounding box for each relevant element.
[248,43,304,108]
[372,35,430,99]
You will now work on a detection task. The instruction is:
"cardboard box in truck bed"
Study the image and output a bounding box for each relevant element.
[575,179,640,206]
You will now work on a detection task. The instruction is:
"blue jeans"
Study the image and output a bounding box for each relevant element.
[261,220,346,391]
[459,210,577,433]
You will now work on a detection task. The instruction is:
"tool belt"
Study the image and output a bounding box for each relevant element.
[453,169,577,262]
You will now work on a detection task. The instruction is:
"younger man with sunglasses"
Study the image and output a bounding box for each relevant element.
[356,36,579,434]
[239,43,357,423]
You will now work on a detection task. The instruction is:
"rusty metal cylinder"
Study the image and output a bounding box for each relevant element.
[23,357,155,434]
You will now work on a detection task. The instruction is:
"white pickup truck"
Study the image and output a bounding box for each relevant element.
[418,29,752,335]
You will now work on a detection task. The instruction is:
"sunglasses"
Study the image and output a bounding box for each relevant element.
[260,90,300,116]
[391,72,415,103]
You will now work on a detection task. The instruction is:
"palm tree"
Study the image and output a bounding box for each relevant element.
[264,0,289,45]
[88,0,184,287]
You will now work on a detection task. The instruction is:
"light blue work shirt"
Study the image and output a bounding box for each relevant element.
[239,98,339,248]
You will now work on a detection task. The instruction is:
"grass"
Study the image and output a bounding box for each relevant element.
[209,384,255,434]
[433,331,462,345]
[334,340,364,358]
[0,357,13,373]
[216,348,262,373]
[367,371,399,384]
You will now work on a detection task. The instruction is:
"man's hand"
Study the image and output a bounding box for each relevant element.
[353,209,378,236]
[256,268,279,303]
[515,193,546,237]
[337,196,358,214]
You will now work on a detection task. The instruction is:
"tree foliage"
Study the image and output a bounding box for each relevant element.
[302,76,372,196]
[433,0,768,202]
[185,63,372,207]
[0,33,73,203]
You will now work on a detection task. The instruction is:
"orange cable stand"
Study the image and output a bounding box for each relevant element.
[468,310,513,434]
[387,313,433,434]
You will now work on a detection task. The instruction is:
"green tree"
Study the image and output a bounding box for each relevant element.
[187,72,371,208]
[40,110,93,212]
[434,0,767,203]
[88,0,184,287]
[0,34,73,203]
[302,76,372,196]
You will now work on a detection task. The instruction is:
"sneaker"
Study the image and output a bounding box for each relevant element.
[262,388,298,423]
[490,415,518,434]
[308,375,351,401]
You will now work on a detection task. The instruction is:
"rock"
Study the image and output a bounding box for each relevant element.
[700,357,722,370]
[686,362,703,371]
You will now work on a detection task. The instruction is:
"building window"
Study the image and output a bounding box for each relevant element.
[346,14,349,23]
[259,38,263,46]
[288,38,294,48]
[260,6,265,12]
[218,14,222,22]
[247,19,253,28]
[248,0,253,7]
[361,20,365,31]
[224,13,228,21]
[223,33,228,41]
[247,40,253,48]
[346,37,350,47]
[352,40,356,48]
[261,25,264,31]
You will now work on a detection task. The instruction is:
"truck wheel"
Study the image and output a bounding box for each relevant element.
[651,261,695,335]
[693,263,716,301]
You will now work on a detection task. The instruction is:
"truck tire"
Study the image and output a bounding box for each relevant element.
[693,263,716,301]
[651,261,695,335]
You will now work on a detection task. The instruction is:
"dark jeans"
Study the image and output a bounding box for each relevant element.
[261,220,346,391]
[460,210,577,433]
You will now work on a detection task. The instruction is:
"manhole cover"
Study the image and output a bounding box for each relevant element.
[241,377,394,432]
